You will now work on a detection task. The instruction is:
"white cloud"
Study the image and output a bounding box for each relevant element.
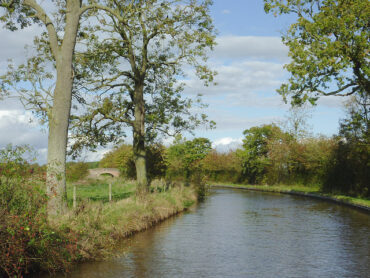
[0,106,48,163]
[222,9,231,14]
[210,115,281,131]
[0,25,43,73]
[317,95,348,108]
[78,148,111,162]
[183,59,287,109]
[213,36,289,61]
[212,137,243,152]
[161,136,175,146]
[212,136,242,147]
[213,137,240,146]
[37,148,48,164]
[181,36,289,109]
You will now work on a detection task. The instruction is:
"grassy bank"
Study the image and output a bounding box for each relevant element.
[53,184,197,261]
[1,175,197,277]
[211,183,370,209]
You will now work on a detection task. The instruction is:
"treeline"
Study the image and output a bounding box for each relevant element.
[99,130,368,198]
[235,125,368,197]
[99,98,369,198]
[99,138,211,187]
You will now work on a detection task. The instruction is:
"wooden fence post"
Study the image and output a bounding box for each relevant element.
[109,183,112,202]
[73,185,77,209]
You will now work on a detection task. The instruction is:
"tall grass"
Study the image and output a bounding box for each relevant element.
[55,186,196,260]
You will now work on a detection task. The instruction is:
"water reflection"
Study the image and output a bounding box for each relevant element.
[48,188,370,278]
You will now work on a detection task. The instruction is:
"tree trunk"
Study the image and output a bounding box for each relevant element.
[133,83,149,194]
[46,1,80,216]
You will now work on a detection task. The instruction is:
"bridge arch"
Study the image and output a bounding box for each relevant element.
[88,168,120,179]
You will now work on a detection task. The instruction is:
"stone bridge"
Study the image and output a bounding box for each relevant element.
[88,168,120,178]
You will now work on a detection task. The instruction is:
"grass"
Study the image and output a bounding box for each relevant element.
[53,180,197,261]
[212,182,370,209]
[1,172,197,276]
[66,178,136,205]
[327,194,370,207]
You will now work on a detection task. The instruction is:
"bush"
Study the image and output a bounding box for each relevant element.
[266,136,335,186]
[323,140,370,197]
[191,169,209,201]
[203,150,243,183]
[323,95,369,197]
[0,145,78,277]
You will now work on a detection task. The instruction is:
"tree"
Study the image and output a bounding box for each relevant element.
[0,0,126,215]
[323,94,370,196]
[237,124,286,184]
[202,150,243,183]
[264,0,369,105]
[166,137,212,183]
[281,103,313,139]
[66,162,89,182]
[99,143,166,181]
[70,0,216,193]
[339,94,369,143]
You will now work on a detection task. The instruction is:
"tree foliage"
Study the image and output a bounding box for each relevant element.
[166,137,212,182]
[237,124,335,186]
[69,0,216,191]
[203,150,243,183]
[237,124,288,184]
[264,0,369,105]
[99,143,167,181]
[339,94,369,143]
[66,162,89,182]
[323,94,369,196]
[70,0,217,147]
[0,144,78,277]
[0,0,131,215]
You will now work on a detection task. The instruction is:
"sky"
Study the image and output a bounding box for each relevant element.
[0,0,348,164]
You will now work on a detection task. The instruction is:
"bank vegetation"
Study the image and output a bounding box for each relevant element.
[0,145,198,277]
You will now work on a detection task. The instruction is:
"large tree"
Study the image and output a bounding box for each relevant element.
[0,0,123,215]
[264,0,369,105]
[166,137,212,183]
[237,124,288,184]
[70,0,216,193]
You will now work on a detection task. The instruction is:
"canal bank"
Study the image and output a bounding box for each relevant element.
[212,184,370,213]
[22,186,197,278]
[58,186,197,260]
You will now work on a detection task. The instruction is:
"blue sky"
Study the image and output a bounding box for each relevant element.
[0,0,348,162]
[189,0,346,147]
[211,0,293,36]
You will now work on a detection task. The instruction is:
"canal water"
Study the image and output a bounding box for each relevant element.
[52,188,370,278]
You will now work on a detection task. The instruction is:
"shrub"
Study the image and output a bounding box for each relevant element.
[0,145,78,277]
[203,150,243,183]
[323,139,370,197]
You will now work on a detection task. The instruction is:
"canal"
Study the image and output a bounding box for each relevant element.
[51,188,370,278]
